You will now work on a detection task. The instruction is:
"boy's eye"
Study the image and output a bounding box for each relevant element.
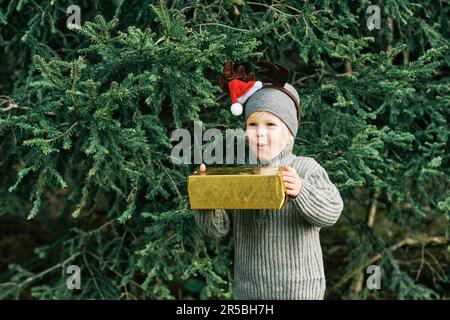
[267,123,276,126]
[247,123,256,127]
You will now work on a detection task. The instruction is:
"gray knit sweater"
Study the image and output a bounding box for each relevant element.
[193,140,344,300]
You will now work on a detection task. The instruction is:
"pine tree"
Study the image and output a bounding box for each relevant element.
[0,0,448,299]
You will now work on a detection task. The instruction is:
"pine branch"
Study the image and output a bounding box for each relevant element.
[330,236,448,294]
[0,95,56,116]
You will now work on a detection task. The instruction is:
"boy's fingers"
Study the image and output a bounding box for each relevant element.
[283,176,296,183]
[283,166,297,174]
[282,170,296,178]
[284,182,296,189]
[285,189,298,196]
[199,163,206,172]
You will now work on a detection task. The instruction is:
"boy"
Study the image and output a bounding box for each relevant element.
[193,62,343,300]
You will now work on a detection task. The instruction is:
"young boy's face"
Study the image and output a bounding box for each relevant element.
[245,111,293,162]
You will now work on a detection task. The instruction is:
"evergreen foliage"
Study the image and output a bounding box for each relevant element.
[0,0,448,299]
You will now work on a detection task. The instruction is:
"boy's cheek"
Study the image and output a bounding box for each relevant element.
[245,129,255,140]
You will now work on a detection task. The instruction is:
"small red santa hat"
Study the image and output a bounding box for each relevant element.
[228,79,263,116]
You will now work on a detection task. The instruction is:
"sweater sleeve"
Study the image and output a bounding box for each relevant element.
[192,209,231,240]
[291,161,343,228]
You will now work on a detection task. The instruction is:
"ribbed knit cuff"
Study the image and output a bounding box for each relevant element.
[193,209,231,239]
[211,209,230,235]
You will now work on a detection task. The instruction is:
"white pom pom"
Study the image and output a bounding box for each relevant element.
[231,103,243,116]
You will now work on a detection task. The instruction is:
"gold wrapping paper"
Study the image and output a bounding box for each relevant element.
[188,166,288,209]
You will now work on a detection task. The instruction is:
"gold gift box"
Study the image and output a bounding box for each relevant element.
[188,166,288,209]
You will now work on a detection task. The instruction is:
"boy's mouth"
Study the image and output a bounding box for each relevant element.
[257,143,268,149]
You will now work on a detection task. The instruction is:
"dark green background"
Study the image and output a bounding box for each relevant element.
[0,0,448,299]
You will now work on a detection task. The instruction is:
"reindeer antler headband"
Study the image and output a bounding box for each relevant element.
[218,59,301,120]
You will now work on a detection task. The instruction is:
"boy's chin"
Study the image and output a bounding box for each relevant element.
[249,147,275,162]
[256,153,275,162]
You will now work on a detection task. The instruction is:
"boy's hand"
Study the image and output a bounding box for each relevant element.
[281,165,302,197]
[199,164,206,172]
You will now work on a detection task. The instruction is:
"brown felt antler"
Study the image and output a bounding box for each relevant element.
[254,60,289,87]
[219,59,256,94]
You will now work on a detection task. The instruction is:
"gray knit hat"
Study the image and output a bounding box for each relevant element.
[244,83,300,137]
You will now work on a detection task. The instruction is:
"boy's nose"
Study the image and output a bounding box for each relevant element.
[256,126,267,137]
